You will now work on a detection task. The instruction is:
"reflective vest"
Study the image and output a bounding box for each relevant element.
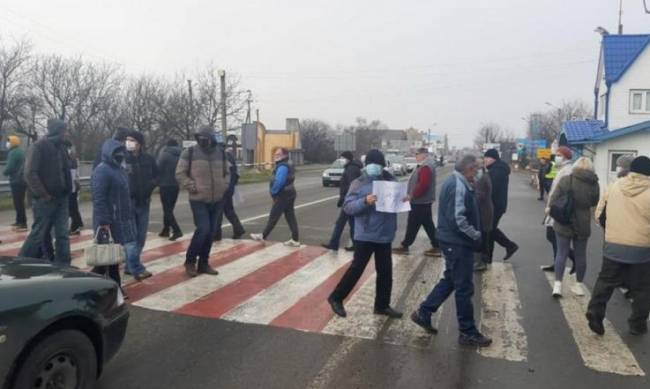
[545,162,558,180]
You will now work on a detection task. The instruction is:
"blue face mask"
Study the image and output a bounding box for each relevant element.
[366,163,383,177]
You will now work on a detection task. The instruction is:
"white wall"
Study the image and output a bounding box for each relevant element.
[592,130,650,190]
[607,45,650,129]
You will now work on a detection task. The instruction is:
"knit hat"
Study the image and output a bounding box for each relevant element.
[484,149,500,160]
[630,156,650,177]
[340,151,354,161]
[616,154,635,169]
[167,139,179,147]
[365,149,386,167]
[113,127,131,142]
[556,146,573,160]
[7,136,20,147]
[128,130,145,146]
[47,118,66,136]
[416,147,429,155]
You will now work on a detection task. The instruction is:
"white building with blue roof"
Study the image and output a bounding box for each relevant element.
[559,34,650,186]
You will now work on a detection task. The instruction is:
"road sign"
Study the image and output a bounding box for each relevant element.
[537,148,551,159]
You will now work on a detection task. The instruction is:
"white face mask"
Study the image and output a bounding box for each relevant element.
[125,140,137,152]
[5,142,11,149]
[555,156,564,164]
[616,166,623,173]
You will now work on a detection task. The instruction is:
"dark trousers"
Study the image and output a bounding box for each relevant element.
[187,200,222,266]
[330,241,393,310]
[480,231,492,263]
[327,208,354,250]
[160,186,181,234]
[69,191,83,231]
[10,183,27,226]
[401,203,439,249]
[546,226,575,264]
[419,243,478,335]
[538,176,546,199]
[588,257,650,330]
[20,196,70,265]
[487,212,515,260]
[262,192,299,241]
[215,191,245,239]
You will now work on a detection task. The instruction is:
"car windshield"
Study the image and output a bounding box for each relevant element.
[405,157,416,163]
[331,159,346,169]
[391,156,404,163]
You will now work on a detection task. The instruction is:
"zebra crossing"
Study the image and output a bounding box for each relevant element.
[0,225,646,377]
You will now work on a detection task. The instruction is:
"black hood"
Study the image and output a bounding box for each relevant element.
[164,145,182,158]
[346,159,363,169]
[488,159,511,176]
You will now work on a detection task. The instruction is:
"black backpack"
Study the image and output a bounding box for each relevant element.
[549,175,575,226]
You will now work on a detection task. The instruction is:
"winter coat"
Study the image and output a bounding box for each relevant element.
[596,173,650,264]
[475,168,493,233]
[91,140,137,245]
[550,168,600,239]
[436,171,481,249]
[343,171,397,244]
[407,157,437,205]
[544,159,572,227]
[126,151,158,205]
[270,160,296,198]
[487,159,511,216]
[157,145,182,188]
[3,146,25,185]
[338,159,363,207]
[175,128,230,204]
[23,135,72,199]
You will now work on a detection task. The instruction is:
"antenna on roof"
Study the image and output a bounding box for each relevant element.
[618,0,623,34]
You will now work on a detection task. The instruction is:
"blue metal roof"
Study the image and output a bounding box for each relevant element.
[561,120,607,144]
[592,120,650,143]
[603,34,650,84]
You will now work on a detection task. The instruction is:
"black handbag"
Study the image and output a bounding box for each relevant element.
[549,175,575,226]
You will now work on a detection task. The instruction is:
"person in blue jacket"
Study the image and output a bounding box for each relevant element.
[327,149,403,319]
[410,154,493,348]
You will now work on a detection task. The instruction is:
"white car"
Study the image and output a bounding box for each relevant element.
[387,157,407,176]
[404,157,417,173]
[322,159,346,187]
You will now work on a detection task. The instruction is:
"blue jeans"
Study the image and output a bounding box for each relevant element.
[418,243,478,335]
[125,200,150,274]
[19,196,70,265]
[327,208,354,249]
[187,200,222,266]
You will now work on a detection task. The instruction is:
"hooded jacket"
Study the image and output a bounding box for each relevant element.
[157,145,182,188]
[91,140,137,244]
[23,132,72,199]
[596,173,650,264]
[338,159,363,206]
[175,127,230,204]
[126,149,158,205]
[550,168,600,239]
[343,171,397,244]
[487,159,511,216]
[3,137,25,185]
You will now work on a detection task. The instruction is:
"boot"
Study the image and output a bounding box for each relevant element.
[197,263,219,275]
[185,262,198,277]
[170,230,183,241]
[158,228,170,238]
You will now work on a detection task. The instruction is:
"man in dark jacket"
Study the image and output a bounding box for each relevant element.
[157,139,183,240]
[393,148,441,257]
[3,135,27,230]
[410,154,492,348]
[484,149,518,261]
[19,119,73,265]
[215,146,246,241]
[321,151,362,251]
[124,130,157,280]
[93,127,130,170]
[537,157,551,201]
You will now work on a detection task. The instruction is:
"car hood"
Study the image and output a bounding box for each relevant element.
[0,257,102,282]
[324,168,345,174]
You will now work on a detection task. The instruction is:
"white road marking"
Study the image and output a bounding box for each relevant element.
[134,243,299,312]
[223,195,339,228]
[478,262,528,362]
[544,273,645,376]
[222,250,352,324]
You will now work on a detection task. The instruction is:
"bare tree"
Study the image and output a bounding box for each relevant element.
[525,100,592,144]
[195,66,247,132]
[0,38,33,136]
[474,122,503,149]
[300,119,336,163]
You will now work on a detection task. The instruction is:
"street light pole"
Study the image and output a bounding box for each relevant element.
[218,69,227,140]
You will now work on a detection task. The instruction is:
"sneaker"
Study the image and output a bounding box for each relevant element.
[392,246,409,255]
[250,233,264,241]
[458,332,492,347]
[571,282,586,297]
[503,243,519,261]
[552,281,562,298]
[424,248,442,257]
[586,312,605,335]
[474,261,488,272]
[284,239,301,247]
[540,264,554,272]
[410,310,437,334]
[134,270,152,281]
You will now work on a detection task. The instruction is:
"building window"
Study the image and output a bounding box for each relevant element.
[629,90,650,113]
[610,151,637,172]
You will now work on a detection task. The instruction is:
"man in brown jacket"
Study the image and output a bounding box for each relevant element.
[176,126,230,277]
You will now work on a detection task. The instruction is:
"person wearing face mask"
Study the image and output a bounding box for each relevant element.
[328,149,403,320]
[20,119,73,265]
[63,140,84,235]
[3,135,27,231]
[176,126,230,277]
[411,154,492,347]
[321,151,363,251]
[90,139,138,287]
[157,139,183,241]
[123,130,158,281]
[473,161,494,272]
[250,147,300,246]
[92,127,131,170]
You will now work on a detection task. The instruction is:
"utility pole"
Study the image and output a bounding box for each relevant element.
[187,79,193,140]
[245,90,252,124]
[218,70,227,140]
[618,0,624,34]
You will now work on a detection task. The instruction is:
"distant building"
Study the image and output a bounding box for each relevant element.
[241,118,304,168]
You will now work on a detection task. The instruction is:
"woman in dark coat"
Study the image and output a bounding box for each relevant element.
[474,164,493,271]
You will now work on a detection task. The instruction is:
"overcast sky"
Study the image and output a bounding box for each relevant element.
[1,0,649,146]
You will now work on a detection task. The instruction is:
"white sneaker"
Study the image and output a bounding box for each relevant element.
[571,283,586,296]
[250,233,264,241]
[284,239,301,247]
[552,281,562,298]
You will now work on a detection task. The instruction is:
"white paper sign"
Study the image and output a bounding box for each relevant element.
[372,181,411,213]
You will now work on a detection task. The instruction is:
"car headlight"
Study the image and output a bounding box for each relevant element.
[116,287,125,307]
[322,172,329,177]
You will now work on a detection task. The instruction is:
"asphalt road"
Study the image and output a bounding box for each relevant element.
[3,166,649,388]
